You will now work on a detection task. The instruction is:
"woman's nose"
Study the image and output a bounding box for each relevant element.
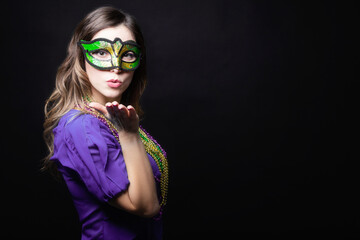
[111,68,121,74]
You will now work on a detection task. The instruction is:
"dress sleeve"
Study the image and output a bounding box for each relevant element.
[61,114,129,202]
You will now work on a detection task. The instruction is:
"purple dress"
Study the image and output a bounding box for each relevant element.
[51,109,163,240]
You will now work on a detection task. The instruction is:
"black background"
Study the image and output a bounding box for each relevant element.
[2,0,357,239]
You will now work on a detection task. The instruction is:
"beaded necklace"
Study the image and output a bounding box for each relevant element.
[75,96,168,214]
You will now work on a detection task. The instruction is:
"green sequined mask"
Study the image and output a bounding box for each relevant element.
[78,38,141,71]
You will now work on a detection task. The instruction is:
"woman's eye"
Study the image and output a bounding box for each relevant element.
[91,50,111,60]
[122,51,137,62]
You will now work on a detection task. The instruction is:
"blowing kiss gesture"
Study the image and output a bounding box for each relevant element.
[89,101,139,134]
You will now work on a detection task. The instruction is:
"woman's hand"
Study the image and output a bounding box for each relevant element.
[89,101,139,134]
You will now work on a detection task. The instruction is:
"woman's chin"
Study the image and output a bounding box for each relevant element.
[102,91,123,102]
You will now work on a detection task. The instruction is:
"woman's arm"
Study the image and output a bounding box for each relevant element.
[90,101,160,218]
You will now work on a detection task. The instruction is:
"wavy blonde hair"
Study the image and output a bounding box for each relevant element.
[43,7,147,173]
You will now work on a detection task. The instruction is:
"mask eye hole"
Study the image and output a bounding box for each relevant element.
[121,51,137,62]
[90,49,111,60]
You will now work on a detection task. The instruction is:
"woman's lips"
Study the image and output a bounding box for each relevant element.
[107,79,122,88]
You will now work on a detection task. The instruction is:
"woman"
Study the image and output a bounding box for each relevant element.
[43,6,168,240]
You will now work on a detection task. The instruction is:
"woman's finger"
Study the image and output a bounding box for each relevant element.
[89,102,109,118]
[127,105,138,120]
[106,102,116,117]
[118,104,129,119]
[111,101,121,119]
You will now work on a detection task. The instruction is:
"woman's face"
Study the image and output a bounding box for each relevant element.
[85,24,136,105]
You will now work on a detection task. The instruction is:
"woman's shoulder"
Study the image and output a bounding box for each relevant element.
[59,109,96,129]
[55,109,117,146]
[54,109,100,138]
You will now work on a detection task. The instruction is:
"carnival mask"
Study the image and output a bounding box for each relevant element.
[78,38,141,71]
